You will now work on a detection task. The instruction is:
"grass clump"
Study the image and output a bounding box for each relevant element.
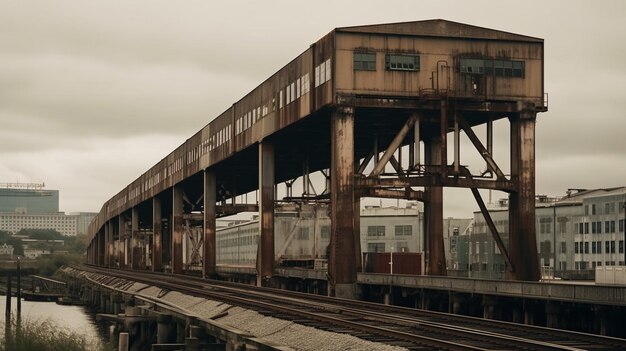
[0,318,109,351]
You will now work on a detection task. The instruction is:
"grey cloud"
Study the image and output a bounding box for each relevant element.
[1,0,625,218]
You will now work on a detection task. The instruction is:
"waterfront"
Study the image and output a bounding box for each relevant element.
[0,295,106,348]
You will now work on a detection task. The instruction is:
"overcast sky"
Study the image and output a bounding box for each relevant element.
[1,0,625,217]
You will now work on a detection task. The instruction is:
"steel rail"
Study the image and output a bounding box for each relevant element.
[74,265,484,351]
[76,265,620,350]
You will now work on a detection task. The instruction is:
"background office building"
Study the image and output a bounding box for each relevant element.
[0,185,59,213]
[0,183,96,236]
[459,187,626,279]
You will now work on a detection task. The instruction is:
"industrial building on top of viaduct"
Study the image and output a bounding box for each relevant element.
[87,19,547,299]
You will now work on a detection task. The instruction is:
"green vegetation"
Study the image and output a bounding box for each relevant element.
[1,318,110,351]
[0,229,90,276]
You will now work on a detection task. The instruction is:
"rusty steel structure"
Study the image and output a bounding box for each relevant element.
[87,20,547,298]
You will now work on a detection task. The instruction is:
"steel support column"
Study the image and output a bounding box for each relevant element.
[172,185,184,274]
[330,107,357,298]
[153,196,162,272]
[131,207,139,269]
[118,215,126,268]
[424,133,446,276]
[203,170,217,278]
[258,141,275,286]
[105,221,111,268]
[508,108,540,281]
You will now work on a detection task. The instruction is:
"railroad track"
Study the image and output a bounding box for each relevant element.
[74,265,626,351]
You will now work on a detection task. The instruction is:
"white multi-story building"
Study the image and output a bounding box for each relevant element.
[464,187,626,279]
[0,212,96,236]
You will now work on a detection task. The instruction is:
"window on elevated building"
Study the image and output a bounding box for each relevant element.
[460,58,524,78]
[353,52,376,71]
[386,54,420,71]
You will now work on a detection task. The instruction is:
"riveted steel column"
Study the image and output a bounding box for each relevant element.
[508,108,540,281]
[424,132,446,276]
[172,185,184,274]
[153,196,162,272]
[118,215,125,268]
[257,142,275,286]
[98,228,105,266]
[203,170,217,278]
[131,207,139,269]
[330,107,357,298]
[104,221,111,268]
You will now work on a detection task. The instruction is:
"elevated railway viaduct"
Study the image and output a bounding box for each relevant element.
[87,20,547,299]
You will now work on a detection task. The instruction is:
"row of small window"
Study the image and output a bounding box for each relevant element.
[279,72,311,109]
[576,261,626,270]
[574,220,624,234]
[366,242,410,253]
[460,58,525,78]
[574,240,624,254]
[585,202,625,215]
[218,235,258,248]
[354,53,420,72]
[366,225,413,237]
[314,59,331,88]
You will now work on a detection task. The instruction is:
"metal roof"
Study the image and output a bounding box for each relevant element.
[336,19,543,43]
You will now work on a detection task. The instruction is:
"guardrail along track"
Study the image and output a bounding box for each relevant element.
[74,265,626,351]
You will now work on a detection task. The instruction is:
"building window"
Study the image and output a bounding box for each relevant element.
[611,221,616,233]
[584,222,589,234]
[620,240,624,254]
[584,242,589,254]
[394,225,412,236]
[353,52,376,71]
[621,219,625,233]
[460,58,525,78]
[561,242,567,254]
[385,54,419,71]
[367,226,385,237]
[592,241,597,254]
[592,222,596,234]
[320,226,330,239]
[592,204,596,215]
[367,243,385,252]
[297,227,309,240]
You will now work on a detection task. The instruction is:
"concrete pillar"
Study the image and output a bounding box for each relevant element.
[156,313,172,344]
[546,302,560,329]
[451,295,465,315]
[482,295,499,320]
[257,141,275,286]
[507,107,540,281]
[524,306,535,325]
[172,185,184,274]
[329,107,357,299]
[204,170,217,278]
[118,332,129,351]
[131,207,139,269]
[176,322,185,344]
[153,196,162,272]
[424,132,446,276]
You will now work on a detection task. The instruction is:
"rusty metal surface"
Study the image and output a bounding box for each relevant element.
[258,142,275,285]
[203,170,216,278]
[172,185,183,274]
[363,252,422,275]
[507,109,540,281]
[152,197,162,272]
[424,134,446,276]
[329,107,357,298]
[87,21,548,285]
